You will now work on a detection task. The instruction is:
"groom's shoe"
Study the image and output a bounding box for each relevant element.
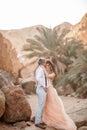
[35,123,46,129]
[40,122,46,125]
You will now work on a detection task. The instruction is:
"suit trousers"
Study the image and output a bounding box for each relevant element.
[35,86,46,124]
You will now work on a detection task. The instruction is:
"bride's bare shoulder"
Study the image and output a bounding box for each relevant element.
[48,72,55,79]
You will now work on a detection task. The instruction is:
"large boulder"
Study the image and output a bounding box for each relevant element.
[1,86,32,123]
[0,90,5,118]
[19,59,37,78]
[0,33,22,74]
[11,72,19,85]
[0,70,14,89]
[66,99,87,128]
[21,77,36,94]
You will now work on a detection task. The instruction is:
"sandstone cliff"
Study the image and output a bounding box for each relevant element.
[0,33,22,74]
[0,25,46,55]
[64,13,87,44]
[53,22,72,43]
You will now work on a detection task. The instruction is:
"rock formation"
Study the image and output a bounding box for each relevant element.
[53,22,72,43]
[0,90,5,118]
[0,33,22,74]
[0,70,31,123]
[2,86,31,123]
[64,13,87,45]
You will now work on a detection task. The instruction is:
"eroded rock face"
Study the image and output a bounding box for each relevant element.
[0,90,5,118]
[2,86,32,123]
[0,33,22,74]
[64,13,87,45]
[0,70,14,89]
[53,22,72,43]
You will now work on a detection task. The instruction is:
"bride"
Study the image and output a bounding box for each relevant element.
[42,60,77,130]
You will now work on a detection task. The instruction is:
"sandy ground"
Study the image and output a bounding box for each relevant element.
[0,94,83,130]
[27,94,82,118]
[25,95,82,130]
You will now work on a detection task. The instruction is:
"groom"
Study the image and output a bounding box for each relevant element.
[35,57,47,129]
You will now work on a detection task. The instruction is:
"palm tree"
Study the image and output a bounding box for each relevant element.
[23,27,66,84]
[24,27,58,58]
[57,38,84,65]
[64,39,83,58]
[58,49,87,98]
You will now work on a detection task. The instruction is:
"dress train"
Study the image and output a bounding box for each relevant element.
[43,86,77,130]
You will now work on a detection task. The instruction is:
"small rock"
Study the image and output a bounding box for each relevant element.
[26,121,32,126]
[13,121,27,128]
[78,126,87,130]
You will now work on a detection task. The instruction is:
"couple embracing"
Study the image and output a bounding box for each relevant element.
[35,57,77,130]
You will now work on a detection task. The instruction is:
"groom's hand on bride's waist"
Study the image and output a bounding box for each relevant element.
[44,87,48,92]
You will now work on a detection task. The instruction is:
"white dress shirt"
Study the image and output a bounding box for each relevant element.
[35,66,47,88]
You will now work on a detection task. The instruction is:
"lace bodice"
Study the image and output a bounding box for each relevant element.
[47,78,53,87]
